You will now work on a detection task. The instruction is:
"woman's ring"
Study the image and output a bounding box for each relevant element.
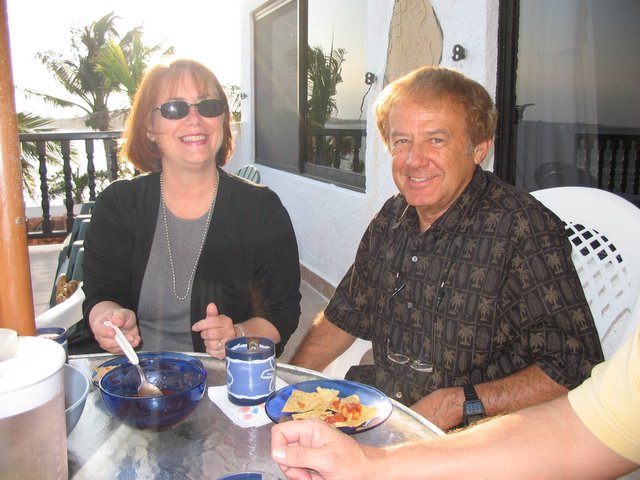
[216,340,223,351]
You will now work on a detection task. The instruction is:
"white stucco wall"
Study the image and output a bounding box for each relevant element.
[232,0,499,288]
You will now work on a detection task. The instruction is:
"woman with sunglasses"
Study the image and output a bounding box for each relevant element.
[80,59,301,359]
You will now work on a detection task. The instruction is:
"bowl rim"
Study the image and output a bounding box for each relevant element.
[92,351,204,386]
[98,358,207,399]
[64,362,91,412]
[95,351,204,369]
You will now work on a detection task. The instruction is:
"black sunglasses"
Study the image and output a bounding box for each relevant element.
[153,99,225,120]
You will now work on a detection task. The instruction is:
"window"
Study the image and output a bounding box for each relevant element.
[254,0,368,191]
[496,0,640,206]
[254,0,299,174]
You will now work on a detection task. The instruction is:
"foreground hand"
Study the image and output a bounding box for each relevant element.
[192,302,236,359]
[271,419,377,480]
[91,308,140,354]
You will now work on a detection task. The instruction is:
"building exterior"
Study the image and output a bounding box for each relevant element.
[228,0,500,293]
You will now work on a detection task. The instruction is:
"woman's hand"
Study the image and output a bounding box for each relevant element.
[90,307,140,354]
[192,302,237,359]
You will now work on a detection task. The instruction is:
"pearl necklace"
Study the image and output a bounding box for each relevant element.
[160,173,219,301]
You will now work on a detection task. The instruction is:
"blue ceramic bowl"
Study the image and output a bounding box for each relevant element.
[98,358,207,430]
[92,351,204,386]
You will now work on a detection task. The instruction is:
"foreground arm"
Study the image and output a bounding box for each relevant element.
[290,312,357,372]
[413,364,567,430]
[271,396,637,480]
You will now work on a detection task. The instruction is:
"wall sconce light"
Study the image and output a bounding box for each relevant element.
[452,44,466,61]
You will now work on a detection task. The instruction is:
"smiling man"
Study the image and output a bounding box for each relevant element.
[290,66,603,431]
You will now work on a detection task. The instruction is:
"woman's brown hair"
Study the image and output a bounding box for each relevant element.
[120,59,234,172]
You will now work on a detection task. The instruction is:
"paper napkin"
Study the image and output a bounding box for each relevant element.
[208,377,288,428]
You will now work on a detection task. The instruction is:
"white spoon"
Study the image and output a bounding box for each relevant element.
[104,321,163,397]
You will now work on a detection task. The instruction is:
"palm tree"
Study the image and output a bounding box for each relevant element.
[17,112,61,200]
[22,12,173,178]
[28,12,120,131]
[306,43,347,166]
[22,12,121,179]
[307,43,346,127]
[96,26,174,107]
[48,168,110,204]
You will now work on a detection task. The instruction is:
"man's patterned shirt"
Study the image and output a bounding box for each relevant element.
[325,167,604,406]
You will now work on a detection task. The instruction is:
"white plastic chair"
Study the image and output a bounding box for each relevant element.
[235,164,261,183]
[36,282,85,331]
[322,337,373,379]
[531,187,640,358]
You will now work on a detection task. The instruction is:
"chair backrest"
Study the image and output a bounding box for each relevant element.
[235,164,261,183]
[65,240,84,281]
[71,246,85,281]
[531,187,640,358]
[79,201,95,214]
[36,282,85,331]
[322,338,373,379]
[76,218,91,242]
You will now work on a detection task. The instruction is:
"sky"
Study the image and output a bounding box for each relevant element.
[516,0,639,127]
[6,0,241,118]
[308,0,367,121]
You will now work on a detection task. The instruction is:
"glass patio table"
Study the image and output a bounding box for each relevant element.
[67,352,444,479]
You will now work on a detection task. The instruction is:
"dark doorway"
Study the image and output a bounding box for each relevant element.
[495,0,640,206]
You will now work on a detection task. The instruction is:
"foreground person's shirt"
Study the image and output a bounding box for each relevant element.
[569,323,640,464]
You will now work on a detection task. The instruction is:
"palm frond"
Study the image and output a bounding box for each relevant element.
[17,112,63,198]
[307,44,347,126]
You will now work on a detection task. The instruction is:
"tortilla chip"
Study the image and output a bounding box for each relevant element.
[327,404,378,427]
[315,387,339,402]
[339,394,360,405]
[93,365,117,382]
[281,386,377,428]
[291,410,330,420]
[282,389,327,413]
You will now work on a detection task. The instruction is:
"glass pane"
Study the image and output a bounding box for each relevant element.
[305,0,367,181]
[514,0,640,203]
[254,0,299,172]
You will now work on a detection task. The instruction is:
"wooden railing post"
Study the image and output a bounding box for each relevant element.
[0,0,36,335]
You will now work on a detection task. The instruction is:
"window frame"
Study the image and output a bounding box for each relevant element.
[253,0,366,192]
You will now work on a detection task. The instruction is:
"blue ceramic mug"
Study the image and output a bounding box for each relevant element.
[225,336,275,405]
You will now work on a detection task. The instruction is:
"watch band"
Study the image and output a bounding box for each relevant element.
[463,384,479,401]
[462,384,485,426]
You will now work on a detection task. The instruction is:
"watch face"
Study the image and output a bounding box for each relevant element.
[464,400,485,416]
[463,399,485,426]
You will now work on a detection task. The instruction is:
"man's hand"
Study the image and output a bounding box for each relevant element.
[271,419,380,480]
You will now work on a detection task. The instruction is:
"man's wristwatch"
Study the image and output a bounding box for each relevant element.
[462,384,485,426]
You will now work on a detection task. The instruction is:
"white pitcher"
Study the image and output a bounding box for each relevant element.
[0,329,68,479]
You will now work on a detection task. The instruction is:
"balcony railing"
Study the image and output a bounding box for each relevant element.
[22,128,636,245]
[575,132,640,198]
[20,130,122,241]
[305,126,367,191]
